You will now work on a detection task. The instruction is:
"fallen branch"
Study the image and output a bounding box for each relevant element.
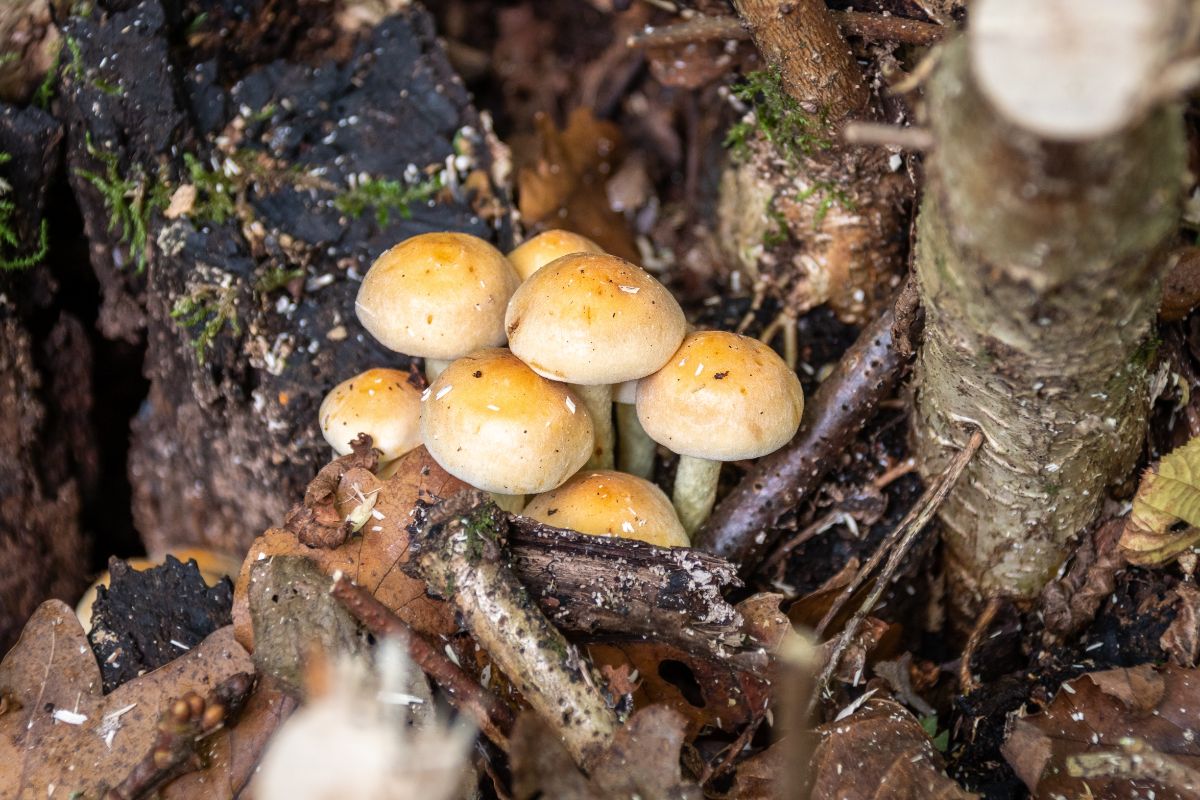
[104,673,256,800]
[625,11,944,49]
[695,301,921,572]
[330,573,515,749]
[811,429,983,712]
[405,491,618,769]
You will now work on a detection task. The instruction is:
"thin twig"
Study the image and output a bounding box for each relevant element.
[843,121,935,151]
[958,596,1002,694]
[838,11,945,47]
[625,11,944,49]
[330,574,515,749]
[810,429,983,713]
[104,673,256,800]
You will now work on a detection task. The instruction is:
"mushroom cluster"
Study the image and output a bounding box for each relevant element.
[319,229,804,543]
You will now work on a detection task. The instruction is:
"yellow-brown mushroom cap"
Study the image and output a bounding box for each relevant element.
[355,232,521,360]
[523,470,689,547]
[637,331,804,461]
[319,368,424,461]
[420,348,594,494]
[508,230,606,281]
[505,253,686,385]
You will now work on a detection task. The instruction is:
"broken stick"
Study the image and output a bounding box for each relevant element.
[695,303,920,572]
[405,491,618,769]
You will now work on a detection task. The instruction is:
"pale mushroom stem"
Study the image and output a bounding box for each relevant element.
[574,383,614,470]
[425,358,451,381]
[616,402,656,479]
[491,493,526,513]
[673,455,722,537]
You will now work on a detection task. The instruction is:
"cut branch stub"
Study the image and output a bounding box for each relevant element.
[912,32,1186,614]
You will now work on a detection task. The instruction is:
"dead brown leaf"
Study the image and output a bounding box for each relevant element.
[588,642,769,737]
[232,446,462,651]
[738,592,791,650]
[1161,581,1200,667]
[729,743,786,800]
[1003,663,1200,799]
[511,705,703,800]
[811,697,975,800]
[0,601,254,799]
[516,108,639,262]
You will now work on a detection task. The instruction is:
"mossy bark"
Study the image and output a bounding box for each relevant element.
[913,39,1185,612]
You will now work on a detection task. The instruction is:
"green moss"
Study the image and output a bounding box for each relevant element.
[170,284,241,364]
[334,173,443,227]
[724,68,832,166]
[255,266,304,294]
[31,40,63,109]
[75,135,169,273]
[64,35,122,97]
[183,153,237,224]
[763,198,789,248]
[919,714,950,752]
[0,154,50,271]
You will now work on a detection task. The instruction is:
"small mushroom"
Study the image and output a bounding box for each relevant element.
[505,252,686,470]
[524,470,689,547]
[319,368,424,463]
[507,230,606,281]
[420,348,594,502]
[355,232,521,379]
[637,330,804,535]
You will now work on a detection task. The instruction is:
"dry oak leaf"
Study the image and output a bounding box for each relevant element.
[810,697,975,800]
[1002,663,1200,800]
[0,601,253,800]
[511,705,702,800]
[232,446,462,651]
[588,641,770,738]
[1122,435,1200,565]
[515,108,639,262]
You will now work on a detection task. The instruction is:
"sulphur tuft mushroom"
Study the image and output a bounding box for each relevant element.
[504,252,686,470]
[524,470,689,548]
[319,368,424,463]
[637,330,804,535]
[507,230,606,281]
[420,348,594,503]
[355,232,521,379]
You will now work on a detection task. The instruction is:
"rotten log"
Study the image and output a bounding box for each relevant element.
[694,301,920,573]
[55,0,513,557]
[0,104,95,651]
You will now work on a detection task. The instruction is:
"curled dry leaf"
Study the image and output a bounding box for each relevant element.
[588,642,770,738]
[810,697,976,800]
[1002,663,1200,799]
[1161,581,1200,668]
[511,705,703,800]
[515,108,639,262]
[1040,518,1125,637]
[1121,436,1200,565]
[0,601,253,800]
[232,446,463,652]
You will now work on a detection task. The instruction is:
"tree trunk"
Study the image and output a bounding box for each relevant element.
[912,27,1185,615]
